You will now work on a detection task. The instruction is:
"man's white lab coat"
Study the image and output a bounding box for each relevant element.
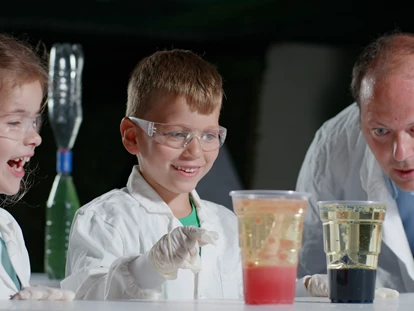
[62,166,243,300]
[0,209,30,299]
[296,103,414,293]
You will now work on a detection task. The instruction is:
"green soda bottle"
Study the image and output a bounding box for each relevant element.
[44,44,84,279]
[45,151,80,279]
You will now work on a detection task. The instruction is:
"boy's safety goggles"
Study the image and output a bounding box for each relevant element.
[129,116,227,152]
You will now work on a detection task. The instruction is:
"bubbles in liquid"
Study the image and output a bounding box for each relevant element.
[319,202,385,271]
[235,198,307,267]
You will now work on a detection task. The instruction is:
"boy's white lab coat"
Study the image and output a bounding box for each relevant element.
[62,166,243,300]
[296,103,414,293]
[0,209,30,299]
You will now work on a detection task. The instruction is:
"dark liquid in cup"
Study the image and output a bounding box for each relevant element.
[328,268,376,303]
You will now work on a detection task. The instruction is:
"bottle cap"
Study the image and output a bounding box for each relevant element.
[57,150,72,173]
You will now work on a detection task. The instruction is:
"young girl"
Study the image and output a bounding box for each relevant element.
[0,34,74,300]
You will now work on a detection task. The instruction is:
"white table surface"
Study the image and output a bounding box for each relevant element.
[0,294,410,311]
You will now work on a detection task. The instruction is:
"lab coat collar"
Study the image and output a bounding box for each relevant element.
[189,191,221,233]
[0,213,24,291]
[126,166,214,227]
[0,214,14,239]
[360,147,414,282]
[384,175,398,200]
[189,191,229,273]
[127,166,174,215]
[387,177,414,199]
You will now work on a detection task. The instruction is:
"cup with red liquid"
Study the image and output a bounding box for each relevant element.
[230,190,310,304]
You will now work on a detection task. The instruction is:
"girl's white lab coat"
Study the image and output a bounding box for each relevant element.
[296,103,414,293]
[0,209,30,299]
[61,166,243,300]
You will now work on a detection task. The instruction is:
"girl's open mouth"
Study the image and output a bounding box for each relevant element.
[7,157,30,172]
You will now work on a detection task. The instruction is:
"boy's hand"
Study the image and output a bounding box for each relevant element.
[10,285,75,301]
[306,274,399,298]
[149,226,219,279]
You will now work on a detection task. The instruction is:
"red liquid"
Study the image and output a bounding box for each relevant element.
[243,265,297,304]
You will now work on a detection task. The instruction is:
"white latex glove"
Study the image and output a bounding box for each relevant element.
[149,226,219,280]
[307,274,329,297]
[10,285,75,301]
[375,287,400,298]
[306,274,399,299]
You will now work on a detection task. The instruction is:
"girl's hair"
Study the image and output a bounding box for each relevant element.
[0,34,48,97]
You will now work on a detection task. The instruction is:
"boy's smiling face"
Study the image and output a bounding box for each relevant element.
[135,93,221,201]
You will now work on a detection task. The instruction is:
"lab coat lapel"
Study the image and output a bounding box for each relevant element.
[191,190,225,242]
[191,190,228,266]
[0,261,16,292]
[190,190,225,298]
[0,215,23,291]
[127,166,174,216]
[360,147,414,281]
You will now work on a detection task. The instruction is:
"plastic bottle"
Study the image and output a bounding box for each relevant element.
[44,44,84,279]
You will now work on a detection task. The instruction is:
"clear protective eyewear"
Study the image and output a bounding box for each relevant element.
[0,113,42,140]
[129,116,227,151]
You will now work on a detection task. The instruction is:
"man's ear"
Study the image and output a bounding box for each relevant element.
[120,117,140,155]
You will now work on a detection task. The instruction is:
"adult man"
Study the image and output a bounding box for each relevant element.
[296,32,414,296]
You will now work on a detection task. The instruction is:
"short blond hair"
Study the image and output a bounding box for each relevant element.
[126,49,223,117]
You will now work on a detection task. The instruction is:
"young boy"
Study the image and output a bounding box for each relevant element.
[62,49,242,300]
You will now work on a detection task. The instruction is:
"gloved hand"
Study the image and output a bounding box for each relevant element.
[10,285,75,301]
[375,287,400,298]
[149,226,219,280]
[306,274,399,299]
[306,274,329,297]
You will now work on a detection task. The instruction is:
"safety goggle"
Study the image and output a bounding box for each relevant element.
[0,113,42,140]
[129,116,227,152]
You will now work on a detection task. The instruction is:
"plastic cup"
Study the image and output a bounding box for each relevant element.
[318,201,386,303]
[230,190,310,305]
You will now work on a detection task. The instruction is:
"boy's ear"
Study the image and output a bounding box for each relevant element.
[120,117,140,155]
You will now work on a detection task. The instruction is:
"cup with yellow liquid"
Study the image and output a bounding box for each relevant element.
[318,201,386,303]
[230,190,310,304]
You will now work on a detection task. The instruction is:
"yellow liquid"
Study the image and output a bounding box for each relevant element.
[319,204,385,269]
[234,199,307,268]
